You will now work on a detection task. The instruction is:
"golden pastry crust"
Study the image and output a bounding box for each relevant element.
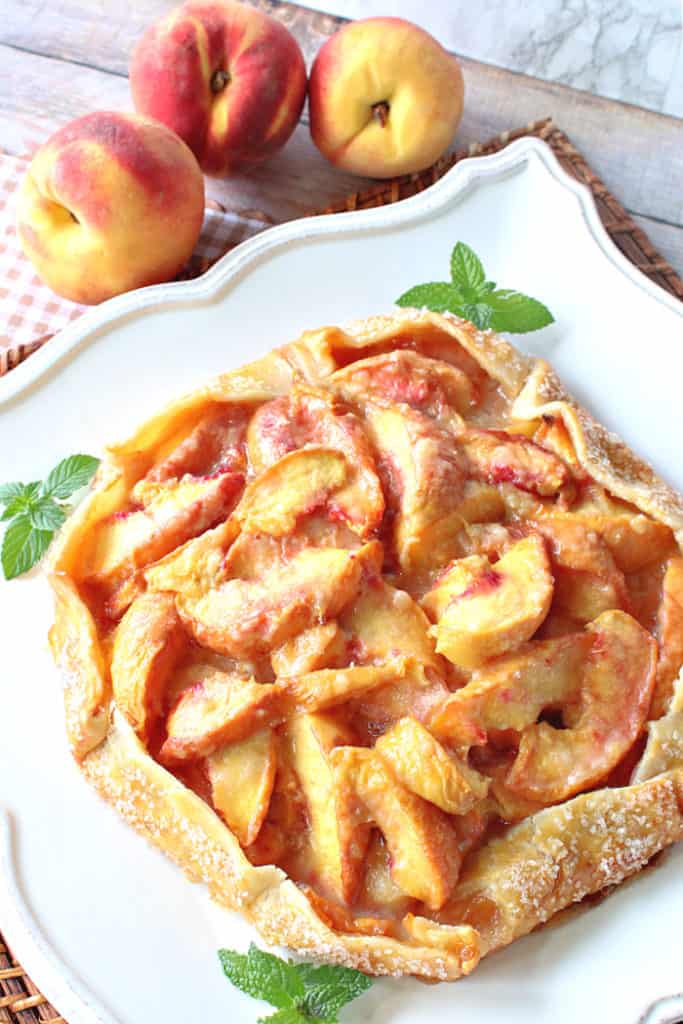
[49,309,683,981]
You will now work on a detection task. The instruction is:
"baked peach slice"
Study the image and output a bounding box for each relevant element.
[362,402,467,573]
[207,729,277,847]
[539,510,674,573]
[282,660,408,713]
[300,886,398,939]
[331,746,461,910]
[421,535,554,669]
[532,516,630,621]
[271,621,347,677]
[144,517,238,598]
[247,387,383,537]
[80,471,243,586]
[506,610,656,802]
[650,556,683,719]
[350,663,451,739]
[331,349,476,423]
[141,405,249,482]
[235,447,348,537]
[111,591,186,741]
[357,831,414,919]
[340,578,440,669]
[288,713,371,905]
[461,429,569,496]
[430,632,590,748]
[160,669,282,762]
[375,717,489,814]
[178,541,382,658]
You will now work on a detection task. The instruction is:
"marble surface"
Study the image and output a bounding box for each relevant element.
[302,0,683,117]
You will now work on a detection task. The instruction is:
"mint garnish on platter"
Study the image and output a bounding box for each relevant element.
[218,943,373,1023]
[396,240,554,333]
[0,453,100,580]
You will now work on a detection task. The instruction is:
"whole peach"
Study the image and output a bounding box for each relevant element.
[17,111,205,305]
[309,17,464,178]
[130,0,307,176]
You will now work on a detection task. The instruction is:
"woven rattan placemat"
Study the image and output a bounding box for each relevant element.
[1,116,682,1024]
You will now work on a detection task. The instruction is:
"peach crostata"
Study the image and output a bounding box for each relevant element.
[49,310,683,981]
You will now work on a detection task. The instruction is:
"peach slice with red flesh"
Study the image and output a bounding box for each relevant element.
[281,660,408,713]
[461,429,569,496]
[331,349,477,422]
[330,746,461,909]
[111,591,186,741]
[650,556,683,719]
[361,402,467,574]
[207,728,277,847]
[271,621,347,677]
[141,404,249,482]
[505,610,657,802]
[375,717,489,814]
[235,446,348,536]
[287,713,371,905]
[160,668,283,762]
[80,471,243,587]
[532,517,630,622]
[421,534,554,670]
[339,577,440,668]
[247,387,383,537]
[429,632,590,748]
[178,541,382,658]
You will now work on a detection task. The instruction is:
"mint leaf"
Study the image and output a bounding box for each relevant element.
[259,1010,312,1024]
[1,516,53,580]
[450,241,486,299]
[2,495,30,521]
[43,454,99,499]
[0,452,99,580]
[463,303,493,330]
[219,945,304,1011]
[395,281,465,315]
[487,289,555,333]
[28,496,66,531]
[0,482,28,506]
[218,946,373,1023]
[395,241,554,335]
[297,963,372,1022]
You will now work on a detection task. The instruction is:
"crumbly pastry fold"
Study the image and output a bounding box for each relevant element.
[48,309,683,981]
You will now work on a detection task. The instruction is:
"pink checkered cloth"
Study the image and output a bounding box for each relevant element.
[0,151,273,363]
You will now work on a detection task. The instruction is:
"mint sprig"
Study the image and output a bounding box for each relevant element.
[396,241,554,333]
[0,454,99,580]
[218,944,372,1024]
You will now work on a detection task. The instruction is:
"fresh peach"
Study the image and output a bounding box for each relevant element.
[17,112,205,304]
[130,0,307,175]
[309,17,464,178]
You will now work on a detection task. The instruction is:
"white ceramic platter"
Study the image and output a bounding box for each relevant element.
[1,138,682,1024]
